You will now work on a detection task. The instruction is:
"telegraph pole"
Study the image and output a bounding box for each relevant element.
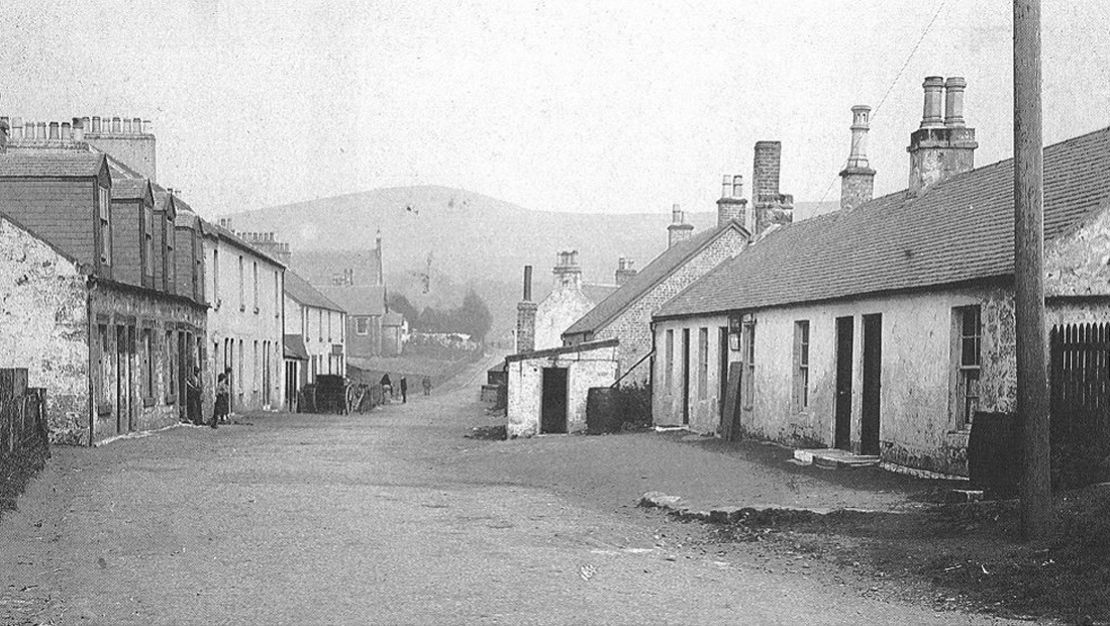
[1013,0,1052,540]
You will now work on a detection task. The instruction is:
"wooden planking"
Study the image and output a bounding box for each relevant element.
[1050,322,1110,443]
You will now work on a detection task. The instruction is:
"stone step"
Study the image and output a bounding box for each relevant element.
[792,448,880,470]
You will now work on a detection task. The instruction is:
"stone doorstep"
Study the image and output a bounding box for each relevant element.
[792,448,880,469]
[638,491,880,524]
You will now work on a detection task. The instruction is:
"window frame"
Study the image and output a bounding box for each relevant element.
[793,320,811,412]
[952,305,982,429]
[697,327,709,401]
[742,320,756,410]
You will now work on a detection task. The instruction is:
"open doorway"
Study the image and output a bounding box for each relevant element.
[861,314,883,456]
[834,316,854,450]
[540,367,568,434]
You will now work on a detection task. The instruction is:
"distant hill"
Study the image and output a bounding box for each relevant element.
[225,186,836,340]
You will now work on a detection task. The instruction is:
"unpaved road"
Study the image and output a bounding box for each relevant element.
[1,362,1012,624]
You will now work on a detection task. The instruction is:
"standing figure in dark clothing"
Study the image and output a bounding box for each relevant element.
[380,373,392,404]
[212,372,230,429]
[186,366,203,426]
[422,376,432,396]
[399,376,408,403]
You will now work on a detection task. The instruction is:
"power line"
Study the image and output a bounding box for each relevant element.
[818,1,949,203]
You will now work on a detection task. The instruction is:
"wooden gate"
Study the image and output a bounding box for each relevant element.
[1049,322,1110,487]
[1050,323,1110,439]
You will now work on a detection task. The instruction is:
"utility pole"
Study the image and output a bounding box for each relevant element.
[1013,0,1052,540]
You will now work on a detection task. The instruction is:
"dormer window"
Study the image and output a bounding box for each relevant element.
[143,207,153,282]
[98,185,111,266]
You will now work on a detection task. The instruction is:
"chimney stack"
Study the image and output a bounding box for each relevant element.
[516,265,537,353]
[839,105,876,212]
[0,117,8,153]
[716,174,748,227]
[552,250,582,290]
[667,203,694,248]
[615,257,637,286]
[72,117,85,142]
[907,76,977,196]
[752,141,794,235]
[10,117,22,141]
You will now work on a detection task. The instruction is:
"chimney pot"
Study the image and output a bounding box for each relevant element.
[123,118,133,134]
[133,117,143,133]
[143,120,153,134]
[72,117,85,142]
[61,122,72,140]
[48,122,60,140]
[10,117,22,140]
[944,76,967,127]
[112,116,122,133]
[920,76,945,129]
[721,175,732,199]
[0,118,8,153]
[732,175,743,198]
[839,105,876,212]
[91,116,101,133]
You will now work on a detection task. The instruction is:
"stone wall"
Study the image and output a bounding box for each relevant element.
[595,226,748,385]
[506,343,618,438]
[0,216,90,444]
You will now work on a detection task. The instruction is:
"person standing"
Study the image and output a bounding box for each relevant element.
[380,373,392,404]
[186,367,203,426]
[212,372,230,429]
[399,376,408,403]
[422,376,432,396]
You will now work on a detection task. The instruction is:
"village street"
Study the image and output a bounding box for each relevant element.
[1,359,1013,625]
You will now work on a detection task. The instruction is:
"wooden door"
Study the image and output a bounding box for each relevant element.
[540,367,568,434]
[861,314,883,456]
[681,329,691,425]
[835,316,854,450]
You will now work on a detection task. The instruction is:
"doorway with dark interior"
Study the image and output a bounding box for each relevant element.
[861,313,883,456]
[540,367,568,434]
[681,328,691,425]
[835,316,854,450]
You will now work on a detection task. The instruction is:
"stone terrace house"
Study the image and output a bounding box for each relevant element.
[283,269,347,393]
[317,232,399,359]
[0,119,207,444]
[651,77,1110,477]
[201,223,286,413]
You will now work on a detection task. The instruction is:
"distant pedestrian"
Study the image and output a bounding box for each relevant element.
[380,373,393,404]
[212,372,230,429]
[422,376,432,396]
[186,367,203,426]
[400,376,408,403]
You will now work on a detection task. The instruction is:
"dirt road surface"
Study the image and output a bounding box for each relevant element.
[0,360,1014,625]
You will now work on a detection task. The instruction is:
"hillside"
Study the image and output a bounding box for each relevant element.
[225,186,835,340]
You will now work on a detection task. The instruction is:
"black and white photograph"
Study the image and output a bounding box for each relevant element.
[1,1,1109,623]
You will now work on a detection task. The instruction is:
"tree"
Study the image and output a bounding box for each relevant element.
[387,292,419,325]
[459,288,492,343]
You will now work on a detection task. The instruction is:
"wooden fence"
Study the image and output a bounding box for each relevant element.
[1,368,49,510]
[1049,323,1110,487]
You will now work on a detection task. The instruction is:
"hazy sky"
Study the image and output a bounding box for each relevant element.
[4,1,1109,217]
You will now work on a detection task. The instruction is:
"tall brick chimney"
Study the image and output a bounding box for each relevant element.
[752,141,794,235]
[615,257,636,286]
[716,174,747,227]
[839,105,876,211]
[907,76,977,196]
[667,204,694,248]
[516,265,537,353]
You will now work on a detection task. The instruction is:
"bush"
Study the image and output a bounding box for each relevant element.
[617,382,652,429]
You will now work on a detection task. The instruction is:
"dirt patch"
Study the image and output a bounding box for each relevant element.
[687,485,1110,623]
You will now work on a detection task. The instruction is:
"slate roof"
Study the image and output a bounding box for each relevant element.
[285,270,344,313]
[110,178,152,202]
[199,219,285,268]
[0,151,105,178]
[316,284,386,316]
[657,126,1110,319]
[563,221,748,336]
[582,283,618,305]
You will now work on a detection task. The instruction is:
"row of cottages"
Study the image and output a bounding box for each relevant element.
[651,76,1110,477]
[281,269,348,410]
[0,118,208,445]
[505,142,794,436]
